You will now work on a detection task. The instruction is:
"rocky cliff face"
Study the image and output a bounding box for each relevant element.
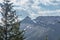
[20,16,60,40]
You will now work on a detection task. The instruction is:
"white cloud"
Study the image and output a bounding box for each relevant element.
[14,0,29,6]
[18,0,60,18]
[0,0,3,3]
[29,13,38,19]
[40,0,51,5]
[0,0,60,19]
[9,0,60,18]
[40,0,60,6]
[18,0,28,6]
[28,10,60,19]
[11,0,16,2]
[38,10,60,16]
[31,0,60,6]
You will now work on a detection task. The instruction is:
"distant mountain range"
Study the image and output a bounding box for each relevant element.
[20,16,60,40]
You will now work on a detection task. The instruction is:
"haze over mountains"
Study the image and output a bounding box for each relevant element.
[20,16,60,40]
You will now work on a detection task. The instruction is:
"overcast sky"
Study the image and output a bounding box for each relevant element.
[0,0,60,20]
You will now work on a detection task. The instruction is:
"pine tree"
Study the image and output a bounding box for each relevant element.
[45,35,48,40]
[0,0,24,40]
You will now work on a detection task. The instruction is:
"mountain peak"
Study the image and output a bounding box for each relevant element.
[25,16,31,20]
[21,16,35,24]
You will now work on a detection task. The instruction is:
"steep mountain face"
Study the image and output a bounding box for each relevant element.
[34,16,60,40]
[21,16,34,24]
[34,16,60,25]
[20,16,36,29]
[20,16,60,40]
[20,16,50,40]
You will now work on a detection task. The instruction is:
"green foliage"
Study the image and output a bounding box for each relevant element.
[0,0,24,40]
[45,35,48,40]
